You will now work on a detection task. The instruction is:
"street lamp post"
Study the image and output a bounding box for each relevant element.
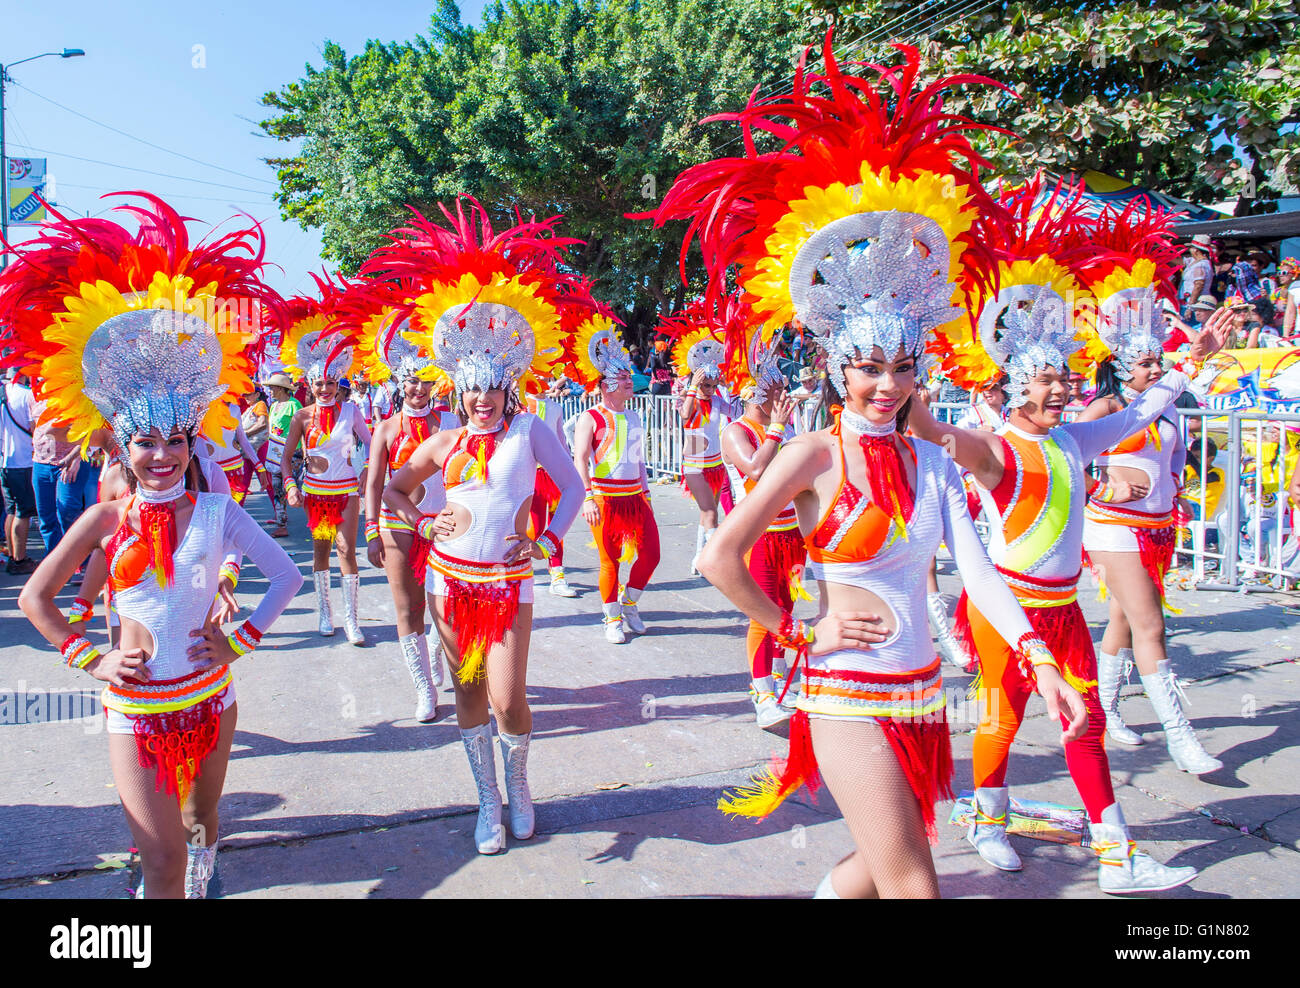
[0,48,85,269]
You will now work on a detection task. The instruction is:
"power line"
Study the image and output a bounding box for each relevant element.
[56,181,276,208]
[6,142,275,196]
[7,78,277,187]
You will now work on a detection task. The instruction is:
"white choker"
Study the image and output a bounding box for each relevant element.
[315,398,337,408]
[137,479,187,503]
[467,421,505,436]
[404,404,432,418]
[841,408,897,437]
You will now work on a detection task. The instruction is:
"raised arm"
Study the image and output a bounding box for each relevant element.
[908,397,1006,491]
[1063,371,1190,463]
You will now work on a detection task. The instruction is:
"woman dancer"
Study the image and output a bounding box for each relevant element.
[1079,206,1222,772]
[278,294,372,644]
[568,314,661,643]
[383,198,586,855]
[359,298,458,721]
[918,182,1226,890]
[718,310,805,729]
[645,43,1088,898]
[6,194,302,898]
[670,313,741,574]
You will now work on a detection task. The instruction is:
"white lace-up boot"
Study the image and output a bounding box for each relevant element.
[1140,660,1223,774]
[603,600,626,644]
[460,723,505,854]
[398,632,437,722]
[313,570,334,636]
[690,525,707,575]
[425,629,446,688]
[341,572,365,645]
[620,584,646,634]
[184,844,217,899]
[926,592,970,672]
[966,786,1022,872]
[548,566,578,597]
[1097,648,1144,746]
[498,729,535,840]
[1090,803,1197,894]
[750,676,789,730]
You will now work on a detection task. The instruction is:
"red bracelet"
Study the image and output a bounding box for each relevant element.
[416,514,439,542]
[60,632,101,670]
[228,620,263,657]
[1012,632,1058,680]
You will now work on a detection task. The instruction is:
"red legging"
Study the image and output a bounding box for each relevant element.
[592,494,660,603]
[745,529,804,679]
[967,602,1115,823]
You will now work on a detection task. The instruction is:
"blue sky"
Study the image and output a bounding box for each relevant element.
[3,1,487,296]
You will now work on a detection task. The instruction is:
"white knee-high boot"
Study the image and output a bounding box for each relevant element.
[313,570,334,636]
[184,843,218,899]
[1140,660,1222,774]
[498,730,535,840]
[398,632,437,722]
[1097,648,1143,745]
[460,723,505,854]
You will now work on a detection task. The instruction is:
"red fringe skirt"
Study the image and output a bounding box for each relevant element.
[681,463,728,500]
[955,593,1098,692]
[305,492,349,542]
[133,692,225,806]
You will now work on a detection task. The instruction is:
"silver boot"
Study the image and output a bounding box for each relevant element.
[1097,649,1144,746]
[1140,660,1223,774]
[498,729,536,840]
[927,592,972,672]
[1091,803,1197,894]
[398,632,437,722]
[966,786,1022,872]
[460,723,505,854]
[313,570,334,636]
[184,843,217,899]
[341,572,366,645]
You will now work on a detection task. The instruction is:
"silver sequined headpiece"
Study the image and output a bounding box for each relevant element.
[977,283,1082,409]
[1097,286,1165,381]
[586,323,634,388]
[684,336,725,381]
[792,210,956,396]
[747,331,786,404]
[82,308,228,452]
[430,301,533,393]
[299,328,353,382]
[382,316,436,382]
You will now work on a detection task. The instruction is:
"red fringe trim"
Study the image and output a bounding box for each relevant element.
[408,531,433,582]
[955,592,1096,690]
[133,692,225,806]
[441,575,521,683]
[1136,524,1176,606]
[757,527,806,606]
[226,463,251,504]
[305,491,349,541]
[878,713,955,845]
[600,494,647,557]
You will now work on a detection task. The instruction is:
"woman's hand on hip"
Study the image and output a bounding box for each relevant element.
[809,611,891,655]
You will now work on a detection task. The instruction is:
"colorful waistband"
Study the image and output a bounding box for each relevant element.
[797,658,945,720]
[103,664,232,717]
[427,547,533,584]
[682,453,724,470]
[215,454,243,472]
[592,477,645,497]
[302,475,359,497]
[767,507,799,533]
[996,565,1079,608]
[1085,502,1175,529]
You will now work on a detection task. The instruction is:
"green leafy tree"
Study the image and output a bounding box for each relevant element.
[260,0,810,333]
[796,0,1300,212]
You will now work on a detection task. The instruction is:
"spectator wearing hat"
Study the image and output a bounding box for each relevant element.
[1180,235,1213,316]
[1189,294,1218,329]
[1232,253,1275,326]
[787,365,821,435]
[261,372,303,537]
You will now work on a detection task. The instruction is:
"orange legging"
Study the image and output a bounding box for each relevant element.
[745,529,804,680]
[592,494,661,603]
[967,602,1115,822]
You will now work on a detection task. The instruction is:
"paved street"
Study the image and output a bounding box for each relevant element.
[2,482,1297,898]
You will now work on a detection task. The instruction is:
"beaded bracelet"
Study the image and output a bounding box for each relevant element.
[219,561,241,589]
[284,476,300,493]
[764,423,787,443]
[365,520,380,543]
[774,611,815,652]
[60,633,101,670]
[416,514,440,542]
[227,620,264,658]
[535,530,560,560]
[1013,632,1059,674]
[1100,485,1116,504]
[67,597,94,624]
